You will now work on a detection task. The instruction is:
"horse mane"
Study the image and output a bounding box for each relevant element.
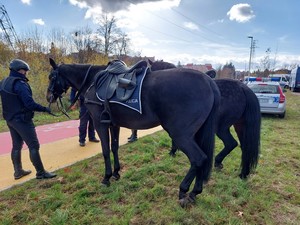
[148,59,176,71]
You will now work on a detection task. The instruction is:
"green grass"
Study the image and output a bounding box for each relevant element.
[0,91,299,224]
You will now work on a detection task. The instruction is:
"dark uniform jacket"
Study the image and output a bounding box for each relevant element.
[0,70,47,121]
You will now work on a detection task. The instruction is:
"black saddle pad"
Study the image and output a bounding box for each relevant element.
[96,66,149,114]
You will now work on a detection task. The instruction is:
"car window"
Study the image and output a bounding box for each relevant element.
[248,84,278,94]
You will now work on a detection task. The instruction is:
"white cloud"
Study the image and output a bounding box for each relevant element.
[69,0,180,13]
[21,0,31,5]
[70,0,181,27]
[183,22,199,30]
[227,3,255,23]
[69,0,88,9]
[32,19,45,26]
[127,31,152,47]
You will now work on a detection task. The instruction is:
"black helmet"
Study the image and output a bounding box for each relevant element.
[9,59,30,71]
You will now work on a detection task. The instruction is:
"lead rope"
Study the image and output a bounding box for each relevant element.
[66,65,93,112]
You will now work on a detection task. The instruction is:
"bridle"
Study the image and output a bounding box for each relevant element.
[47,65,92,118]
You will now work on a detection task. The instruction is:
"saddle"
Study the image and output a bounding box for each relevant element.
[94,60,148,124]
[95,60,148,102]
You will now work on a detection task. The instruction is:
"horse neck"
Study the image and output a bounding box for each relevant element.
[61,64,106,92]
[151,62,176,71]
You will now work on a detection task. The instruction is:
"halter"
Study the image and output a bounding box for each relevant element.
[47,65,92,118]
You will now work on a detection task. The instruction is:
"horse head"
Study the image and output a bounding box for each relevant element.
[205,69,216,79]
[46,58,70,103]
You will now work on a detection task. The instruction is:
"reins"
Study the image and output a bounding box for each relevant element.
[66,65,93,112]
[48,65,93,119]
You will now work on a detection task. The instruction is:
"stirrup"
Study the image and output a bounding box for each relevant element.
[100,110,111,124]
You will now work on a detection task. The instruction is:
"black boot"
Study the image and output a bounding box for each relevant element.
[128,129,138,143]
[11,151,32,180]
[29,149,57,179]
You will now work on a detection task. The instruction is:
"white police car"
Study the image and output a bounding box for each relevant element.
[247,81,286,118]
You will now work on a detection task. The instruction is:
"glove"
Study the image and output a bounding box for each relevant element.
[44,107,51,114]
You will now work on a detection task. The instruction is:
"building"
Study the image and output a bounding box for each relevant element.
[182,63,213,73]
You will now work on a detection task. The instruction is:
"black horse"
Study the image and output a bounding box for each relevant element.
[46,58,220,207]
[148,60,261,179]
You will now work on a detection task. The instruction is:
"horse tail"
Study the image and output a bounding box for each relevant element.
[196,79,220,182]
[237,85,261,178]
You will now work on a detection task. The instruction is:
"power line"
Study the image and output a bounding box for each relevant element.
[171,7,222,38]
[125,0,218,43]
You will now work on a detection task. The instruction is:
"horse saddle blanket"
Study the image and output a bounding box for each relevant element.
[95,60,149,114]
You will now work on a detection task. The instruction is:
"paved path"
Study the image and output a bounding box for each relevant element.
[0,120,162,191]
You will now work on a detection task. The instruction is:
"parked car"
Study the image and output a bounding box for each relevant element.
[289,66,300,92]
[268,74,290,89]
[247,81,286,118]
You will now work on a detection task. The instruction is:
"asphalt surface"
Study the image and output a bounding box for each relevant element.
[0,120,162,191]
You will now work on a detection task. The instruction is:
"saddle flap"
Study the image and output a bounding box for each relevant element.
[96,73,118,100]
[116,71,137,101]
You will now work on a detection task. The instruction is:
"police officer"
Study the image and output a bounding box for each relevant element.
[70,88,99,147]
[0,59,56,180]
[128,129,138,143]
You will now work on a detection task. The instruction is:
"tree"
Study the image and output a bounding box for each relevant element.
[47,28,71,59]
[96,14,130,57]
[220,62,236,79]
[72,26,96,63]
[260,48,272,73]
[115,32,130,56]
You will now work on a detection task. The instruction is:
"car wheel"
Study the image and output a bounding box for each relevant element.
[279,112,285,119]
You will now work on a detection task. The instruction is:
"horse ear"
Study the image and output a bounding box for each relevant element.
[49,58,58,69]
[206,69,216,79]
[148,59,153,65]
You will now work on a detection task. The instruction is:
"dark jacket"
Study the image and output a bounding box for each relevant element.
[0,70,47,121]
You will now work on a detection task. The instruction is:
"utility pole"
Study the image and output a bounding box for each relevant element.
[248,36,253,76]
[0,4,20,52]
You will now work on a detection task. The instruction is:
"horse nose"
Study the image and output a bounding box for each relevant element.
[46,93,55,103]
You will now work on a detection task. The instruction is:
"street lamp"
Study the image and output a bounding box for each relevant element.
[248,36,253,75]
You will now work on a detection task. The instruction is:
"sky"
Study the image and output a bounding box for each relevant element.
[1,0,300,71]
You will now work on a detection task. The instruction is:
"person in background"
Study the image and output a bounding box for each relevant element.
[0,59,56,180]
[128,129,138,143]
[70,88,100,147]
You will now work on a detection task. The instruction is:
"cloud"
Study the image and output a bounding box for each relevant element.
[183,22,199,30]
[21,0,31,5]
[69,0,178,12]
[69,0,88,9]
[32,19,45,26]
[78,0,180,28]
[227,3,255,23]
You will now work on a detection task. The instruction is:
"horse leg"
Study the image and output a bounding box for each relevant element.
[169,139,178,156]
[110,125,121,180]
[189,166,204,203]
[174,137,207,207]
[214,128,238,169]
[96,123,113,186]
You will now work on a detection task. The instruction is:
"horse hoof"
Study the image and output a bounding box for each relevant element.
[178,196,195,208]
[239,173,248,180]
[112,173,120,180]
[169,149,177,157]
[169,152,176,157]
[101,180,110,187]
[214,162,223,170]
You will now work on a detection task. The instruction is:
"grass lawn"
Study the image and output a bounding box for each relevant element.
[0,91,299,224]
